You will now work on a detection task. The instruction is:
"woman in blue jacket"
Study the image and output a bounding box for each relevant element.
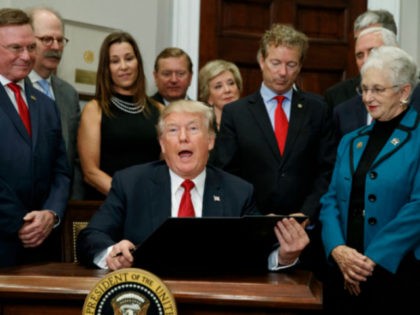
[320,45,420,314]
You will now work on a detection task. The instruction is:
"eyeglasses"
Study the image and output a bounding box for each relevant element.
[356,85,400,96]
[35,36,69,47]
[0,43,37,55]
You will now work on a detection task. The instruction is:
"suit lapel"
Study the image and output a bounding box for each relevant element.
[0,83,32,144]
[247,92,282,162]
[150,164,172,226]
[24,80,40,147]
[349,109,416,173]
[51,76,69,147]
[282,90,308,161]
[202,167,225,216]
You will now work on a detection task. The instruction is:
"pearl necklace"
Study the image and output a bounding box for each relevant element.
[111,96,145,114]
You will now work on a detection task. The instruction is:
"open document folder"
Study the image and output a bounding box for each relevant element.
[132,215,306,276]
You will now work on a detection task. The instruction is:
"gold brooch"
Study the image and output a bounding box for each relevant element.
[390,138,400,145]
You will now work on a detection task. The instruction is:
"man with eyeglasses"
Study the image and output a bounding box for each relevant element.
[151,47,193,105]
[27,7,83,201]
[0,8,70,267]
[333,27,420,141]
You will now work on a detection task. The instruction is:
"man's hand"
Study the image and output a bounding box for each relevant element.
[106,240,136,271]
[18,210,55,248]
[274,217,309,265]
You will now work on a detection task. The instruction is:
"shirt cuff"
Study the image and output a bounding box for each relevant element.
[268,247,299,271]
[93,246,112,269]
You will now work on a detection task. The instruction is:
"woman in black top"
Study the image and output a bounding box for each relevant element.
[78,32,163,199]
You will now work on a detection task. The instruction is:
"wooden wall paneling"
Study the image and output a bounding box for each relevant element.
[199,0,367,96]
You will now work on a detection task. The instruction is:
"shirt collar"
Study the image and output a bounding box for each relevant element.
[0,74,25,90]
[260,82,293,104]
[169,168,206,198]
[29,70,51,84]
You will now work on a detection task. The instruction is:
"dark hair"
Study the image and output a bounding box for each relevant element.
[154,47,193,73]
[95,31,151,117]
[0,8,30,27]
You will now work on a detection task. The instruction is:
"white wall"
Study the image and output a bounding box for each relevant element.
[368,0,420,67]
[0,0,200,98]
[399,0,420,68]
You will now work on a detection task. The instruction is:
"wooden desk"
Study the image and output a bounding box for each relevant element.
[0,263,322,314]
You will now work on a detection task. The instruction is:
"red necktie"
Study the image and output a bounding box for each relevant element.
[274,95,287,154]
[8,82,31,136]
[178,179,195,217]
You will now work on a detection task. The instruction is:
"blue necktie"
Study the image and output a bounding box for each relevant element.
[38,79,52,99]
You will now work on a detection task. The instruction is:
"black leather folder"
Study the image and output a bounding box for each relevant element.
[132,215,306,276]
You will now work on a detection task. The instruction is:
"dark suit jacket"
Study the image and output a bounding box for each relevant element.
[150,92,192,105]
[334,83,420,140]
[210,90,337,220]
[324,76,360,111]
[150,92,165,104]
[77,161,258,267]
[51,75,83,199]
[0,80,70,267]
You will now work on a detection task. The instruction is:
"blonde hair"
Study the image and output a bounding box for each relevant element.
[157,100,216,137]
[198,59,243,103]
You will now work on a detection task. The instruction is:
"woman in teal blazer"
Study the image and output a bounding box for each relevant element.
[319,46,420,314]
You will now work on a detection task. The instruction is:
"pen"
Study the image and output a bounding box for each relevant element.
[112,245,138,258]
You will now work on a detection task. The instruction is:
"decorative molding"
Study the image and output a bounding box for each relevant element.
[171,0,201,100]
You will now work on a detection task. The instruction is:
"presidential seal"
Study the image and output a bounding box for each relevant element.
[82,268,177,315]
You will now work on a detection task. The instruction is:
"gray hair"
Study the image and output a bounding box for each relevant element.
[157,100,216,137]
[354,9,397,35]
[357,26,398,47]
[361,46,418,98]
[198,59,243,103]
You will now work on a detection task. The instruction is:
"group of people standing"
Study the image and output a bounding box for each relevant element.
[0,5,418,314]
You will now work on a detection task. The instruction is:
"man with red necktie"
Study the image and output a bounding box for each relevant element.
[210,24,337,279]
[77,100,309,272]
[0,8,70,267]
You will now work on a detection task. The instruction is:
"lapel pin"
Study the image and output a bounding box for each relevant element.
[390,138,400,146]
[297,103,303,109]
[213,195,220,202]
[31,95,36,100]
[356,141,363,149]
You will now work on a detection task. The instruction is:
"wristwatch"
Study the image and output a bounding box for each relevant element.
[48,210,60,228]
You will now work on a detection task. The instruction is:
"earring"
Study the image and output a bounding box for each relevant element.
[401,99,409,105]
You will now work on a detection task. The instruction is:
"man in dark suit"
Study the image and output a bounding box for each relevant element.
[77,100,309,271]
[0,8,70,267]
[210,24,336,279]
[151,47,193,105]
[211,24,335,220]
[324,9,397,110]
[27,7,83,199]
